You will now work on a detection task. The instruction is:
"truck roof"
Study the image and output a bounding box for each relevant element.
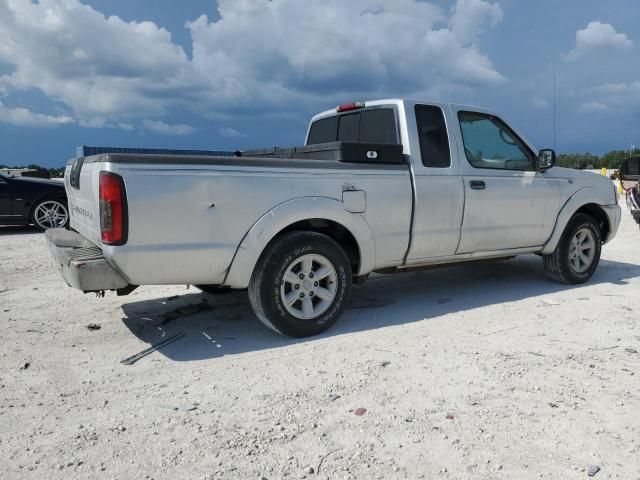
[308,98,539,155]
[309,99,493,123]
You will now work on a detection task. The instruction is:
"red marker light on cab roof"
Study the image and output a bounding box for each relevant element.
[336,101,365,113]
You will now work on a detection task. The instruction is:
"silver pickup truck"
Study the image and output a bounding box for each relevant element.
[47,99,621,337]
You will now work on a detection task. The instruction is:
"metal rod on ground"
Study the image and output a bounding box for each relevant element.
[120,332,185,365]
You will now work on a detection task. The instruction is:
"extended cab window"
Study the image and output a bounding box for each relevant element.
[415,105,450,168]
[307,116,338,144]
[458,112,535,171]
[308,108,397,145]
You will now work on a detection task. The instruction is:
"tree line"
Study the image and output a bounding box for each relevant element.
[557,149,640,170]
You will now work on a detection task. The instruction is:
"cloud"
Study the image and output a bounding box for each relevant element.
[0,0,505,127]
[142,119,196,135]
[580,101,608,113]
[219,127,246,138]
[566,21,633,60]
[0,0,194,124]
[532,97,550,109]
[188,0,505,104]
[583,81,640,111]
[449,0,503,45]
[0,101,73,127]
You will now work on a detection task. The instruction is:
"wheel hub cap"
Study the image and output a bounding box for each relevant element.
[34,201,68,229]
[569,227,596,273]
[280,254,338,320]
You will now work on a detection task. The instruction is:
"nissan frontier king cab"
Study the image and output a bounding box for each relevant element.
[47,99,621,337]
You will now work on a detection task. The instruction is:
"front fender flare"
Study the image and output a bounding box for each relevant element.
[223,196,375,288]
[541,187,612,255]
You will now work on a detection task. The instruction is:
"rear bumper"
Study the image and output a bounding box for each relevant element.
[46,228,129,292]
[602,204,621,243]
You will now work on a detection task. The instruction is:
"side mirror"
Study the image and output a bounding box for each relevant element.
[537,149,556,171]
[619,156,640,182]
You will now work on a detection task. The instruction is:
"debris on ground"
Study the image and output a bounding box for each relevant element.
[625,347,638,354]
[20,362,30,370]
[380,360,391,367]
[159,404,198,412]
[86,323,101,331]
[540,298,561,306]
[120,332,185,365]
[354,408,367,416]
[587,465,601,477]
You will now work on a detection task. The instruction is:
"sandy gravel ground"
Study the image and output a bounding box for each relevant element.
[1,204,639,480]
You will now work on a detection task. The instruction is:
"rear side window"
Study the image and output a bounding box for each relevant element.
[359,109,397,143]
[307,116,338,144]
[308,108,397,145]
[415,105,450,168]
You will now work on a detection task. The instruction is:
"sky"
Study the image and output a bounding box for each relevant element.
[0,0,639,167]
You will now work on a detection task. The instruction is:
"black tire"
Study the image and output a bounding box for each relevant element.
[248,231,352,338]
[543,213,602,284]
[195,285,234,295]
[31,197,69,231]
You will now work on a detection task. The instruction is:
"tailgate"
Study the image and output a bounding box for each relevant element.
[65,157,103,246]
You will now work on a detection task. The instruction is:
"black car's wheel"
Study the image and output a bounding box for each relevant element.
[543,213,602,284]
[249,231,352,338]
[31,198,69,230]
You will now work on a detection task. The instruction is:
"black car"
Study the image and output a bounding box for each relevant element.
[0,173,69,230]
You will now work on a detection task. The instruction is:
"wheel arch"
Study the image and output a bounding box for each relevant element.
[223,196,375,288]
[542,188,611,255]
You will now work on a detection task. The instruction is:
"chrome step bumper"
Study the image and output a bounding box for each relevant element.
[45,228,129,292]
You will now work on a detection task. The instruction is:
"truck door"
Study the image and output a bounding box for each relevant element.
[405,103,465,263]
[452,108,562,253]
[0,176,13,217]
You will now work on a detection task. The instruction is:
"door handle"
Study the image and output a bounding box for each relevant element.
[469,180,486,190]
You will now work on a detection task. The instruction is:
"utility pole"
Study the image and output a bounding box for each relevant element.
[553,75,557,150]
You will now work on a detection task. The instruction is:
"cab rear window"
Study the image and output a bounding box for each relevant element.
[307,108,397,145]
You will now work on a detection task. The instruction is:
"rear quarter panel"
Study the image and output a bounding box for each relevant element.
[103,162,412,286]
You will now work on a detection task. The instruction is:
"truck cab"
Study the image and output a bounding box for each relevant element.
[306,99,619,262]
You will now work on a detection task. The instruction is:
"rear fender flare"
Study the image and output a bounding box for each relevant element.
[224,196,375,288]
[541,187,611,254]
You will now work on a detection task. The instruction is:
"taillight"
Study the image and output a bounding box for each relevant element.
[336,101,365,112]
[99,172,127,245]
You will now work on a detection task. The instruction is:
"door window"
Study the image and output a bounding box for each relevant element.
[458,112,535,171]
[415,105,451,168]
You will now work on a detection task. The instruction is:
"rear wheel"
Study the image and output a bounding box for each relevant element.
[543,213,602,284]
[31,198,69,230]
[248,231,352,337]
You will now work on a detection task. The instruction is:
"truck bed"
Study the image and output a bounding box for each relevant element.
[64,148,413,288]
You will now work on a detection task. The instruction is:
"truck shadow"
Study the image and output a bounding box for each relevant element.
[120,255,640,362]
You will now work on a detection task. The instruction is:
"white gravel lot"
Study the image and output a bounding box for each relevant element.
[1,202,639,480]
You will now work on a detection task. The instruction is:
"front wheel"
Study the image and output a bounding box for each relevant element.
[31,198,69,230]
[248,232,352,338]
[543,213,602,284]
